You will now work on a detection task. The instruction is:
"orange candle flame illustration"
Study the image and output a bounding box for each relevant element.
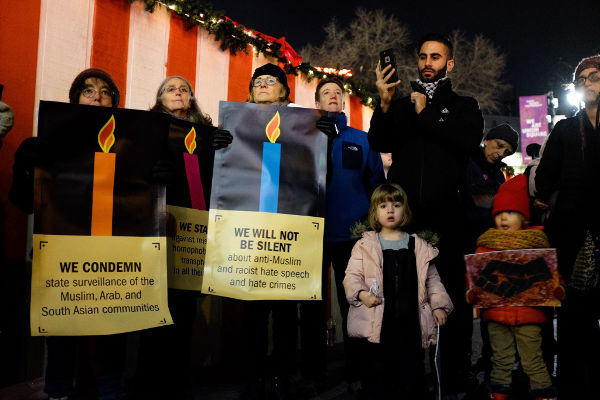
[91,115,116,236]
[265,111,281,143]
[98,114,116,153]
[184,127,197,154]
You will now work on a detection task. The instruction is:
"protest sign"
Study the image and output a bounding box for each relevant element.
[465,248,561,308]
[202,101,326,300]
[30,101,173,335]
[167,206,208,290]
[164,119,214,290]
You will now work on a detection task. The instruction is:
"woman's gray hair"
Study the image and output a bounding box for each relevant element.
[150,75,212,125]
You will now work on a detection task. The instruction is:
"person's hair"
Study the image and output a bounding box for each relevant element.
[246,83,290,105]
[149,76,212,125]
[314,77,345,103]
[416,33,454,59]
[368,184,412,232]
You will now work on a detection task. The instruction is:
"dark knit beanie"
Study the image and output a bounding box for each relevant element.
[492,174,530,221]
[249,63,290,97]
[69,68,120,106]
[485,123,519,154]
[574,55,600,81]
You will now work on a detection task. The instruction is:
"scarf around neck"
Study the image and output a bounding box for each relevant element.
[415,77,448,99]
[476,228,550,251]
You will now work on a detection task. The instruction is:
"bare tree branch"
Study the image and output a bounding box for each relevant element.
[301,11,510,113]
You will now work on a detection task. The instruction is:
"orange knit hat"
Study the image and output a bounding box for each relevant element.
[492,174,530,221]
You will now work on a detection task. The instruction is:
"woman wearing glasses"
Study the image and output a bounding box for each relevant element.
[247,63,292,106]
[150,76,213,124]
[10,68,125,400]
[135,76,232,399]
[240,63,298,400]
[535,55,600,400]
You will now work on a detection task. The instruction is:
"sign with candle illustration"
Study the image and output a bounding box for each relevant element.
[202,101,327,300]
[91,115,116,236]
[30,101,173,336]
[166,121,213,291]
[260,112,281,212]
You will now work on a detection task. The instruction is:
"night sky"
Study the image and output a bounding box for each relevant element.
[216,0,600,116]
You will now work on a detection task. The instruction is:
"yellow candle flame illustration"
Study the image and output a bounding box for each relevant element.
[265,111,281,143]
[184,127,197,154]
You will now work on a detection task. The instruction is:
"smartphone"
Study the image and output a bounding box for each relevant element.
[379,49,399,84]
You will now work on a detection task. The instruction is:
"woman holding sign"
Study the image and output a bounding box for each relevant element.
[135,76,233,400]
[10,68,125,400]
[239,63,299,400]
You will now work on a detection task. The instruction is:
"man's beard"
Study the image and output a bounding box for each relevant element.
[418,65,448,83]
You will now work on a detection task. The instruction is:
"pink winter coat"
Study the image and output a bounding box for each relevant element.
[343,231,453,348]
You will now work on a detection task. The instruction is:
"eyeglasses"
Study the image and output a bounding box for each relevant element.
[164,86,190,94]
[253,77,279,87]
[81,88,112,99]
[574,71,600,87]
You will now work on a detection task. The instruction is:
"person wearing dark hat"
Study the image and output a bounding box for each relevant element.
[239,63,297,400]
[247,63,291,105]
[464,124,519,251]
[9,68,126,400]
[369,33,484,396]
[535,54,600,399]
[68,67,120,107]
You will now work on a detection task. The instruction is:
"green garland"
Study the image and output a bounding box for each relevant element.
[128,0,377,107]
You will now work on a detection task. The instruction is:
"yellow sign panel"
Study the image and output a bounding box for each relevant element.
[31,235,173,336]
[202,209,324,300]
[166,205,208,290]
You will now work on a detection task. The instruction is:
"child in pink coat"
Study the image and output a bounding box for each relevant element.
[343,183,453,399]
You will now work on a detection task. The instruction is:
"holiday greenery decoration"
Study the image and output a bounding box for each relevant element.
[127,0,378,107]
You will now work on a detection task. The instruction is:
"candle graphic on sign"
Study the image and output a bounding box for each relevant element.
[183,127,206,210]
[259,111,281,213]
[91,115,116,236]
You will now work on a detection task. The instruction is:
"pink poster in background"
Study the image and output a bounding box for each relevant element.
[519,95,549,164]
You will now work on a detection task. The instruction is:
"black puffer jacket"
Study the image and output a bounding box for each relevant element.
[535,110,600,280]
[368,79,483,211]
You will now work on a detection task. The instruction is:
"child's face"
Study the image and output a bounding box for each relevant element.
[377,201,404,231]
[494,211,525,231]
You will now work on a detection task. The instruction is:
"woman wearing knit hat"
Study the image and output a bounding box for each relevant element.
[239,63,297,400]
[535,54,600,399]
[247,63,291,105]
[9,68,126,400]
[468,175,561,400]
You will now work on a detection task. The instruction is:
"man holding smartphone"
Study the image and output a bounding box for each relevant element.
[368,33,484,397]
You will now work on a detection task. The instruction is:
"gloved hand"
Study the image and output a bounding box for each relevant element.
[210,128,233,150]
[14,137,46,169]
[316,116,337,138]
[9,136,45,214]
[151,159,176,184]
